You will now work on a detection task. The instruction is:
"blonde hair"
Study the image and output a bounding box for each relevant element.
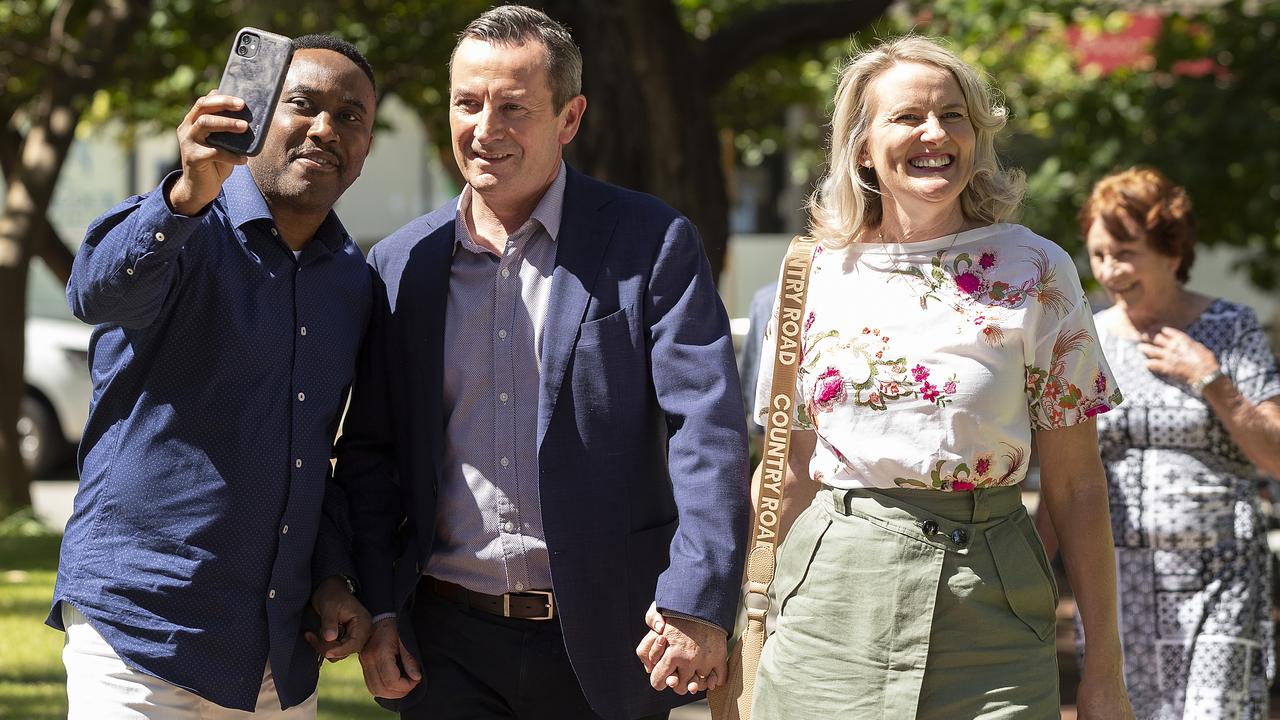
[808,36,1025,247]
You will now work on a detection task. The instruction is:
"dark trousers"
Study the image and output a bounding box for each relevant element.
[401,584,669,720]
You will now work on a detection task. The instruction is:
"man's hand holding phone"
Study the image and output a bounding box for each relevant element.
[167,92,250,216]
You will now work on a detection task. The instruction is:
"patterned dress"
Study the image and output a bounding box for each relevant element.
[1090,299,1280,719]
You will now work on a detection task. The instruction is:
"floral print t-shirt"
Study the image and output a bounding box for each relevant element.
[754,223,1122,491]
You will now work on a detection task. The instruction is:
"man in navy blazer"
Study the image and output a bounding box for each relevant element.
[328,6,749,719]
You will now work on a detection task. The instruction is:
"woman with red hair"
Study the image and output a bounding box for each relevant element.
[1076,166,1280,719]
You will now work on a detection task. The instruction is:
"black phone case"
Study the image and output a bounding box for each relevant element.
[208,28,293,157]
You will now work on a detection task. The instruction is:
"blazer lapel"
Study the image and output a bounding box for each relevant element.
[411,221,456,480]
[537,171,620,449]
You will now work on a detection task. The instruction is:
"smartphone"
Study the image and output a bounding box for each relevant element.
[207,28,294,157]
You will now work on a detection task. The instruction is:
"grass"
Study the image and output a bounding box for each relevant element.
[0,533,389,719]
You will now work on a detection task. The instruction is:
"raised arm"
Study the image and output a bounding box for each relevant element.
[68,92,249,327]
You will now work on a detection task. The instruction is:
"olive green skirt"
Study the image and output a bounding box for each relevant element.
[752,486,1059,720]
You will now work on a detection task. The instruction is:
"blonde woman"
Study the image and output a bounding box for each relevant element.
[745,37,1133,719]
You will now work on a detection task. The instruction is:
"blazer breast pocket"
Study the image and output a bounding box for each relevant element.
[576,304,634,348]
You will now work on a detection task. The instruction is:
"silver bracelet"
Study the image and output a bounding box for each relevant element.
[1191,368,1226,394]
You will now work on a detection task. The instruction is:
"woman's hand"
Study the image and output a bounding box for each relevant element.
[1075,666,1134,720]
[1141,325,1280,477]
[635,602,726,695]
[1138,326,1218,386]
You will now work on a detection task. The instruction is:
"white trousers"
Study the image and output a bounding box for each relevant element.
[61,603,318,719]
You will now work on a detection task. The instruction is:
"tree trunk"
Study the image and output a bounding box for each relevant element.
[0,238,32,512]
[0,0,149,514]
[0,97,82,510]
[536,0,731,281]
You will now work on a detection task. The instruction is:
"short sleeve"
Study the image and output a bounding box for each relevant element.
[1226,306,1280,405]
[1025,287,1124,431]
[753,254,816,432]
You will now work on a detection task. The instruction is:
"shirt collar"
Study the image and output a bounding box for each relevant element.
[222,165,273,228]
[530,161,567,241]
[221,165,348,256]
[454,161,567,253]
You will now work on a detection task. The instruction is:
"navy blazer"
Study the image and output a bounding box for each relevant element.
[334,166,750,719]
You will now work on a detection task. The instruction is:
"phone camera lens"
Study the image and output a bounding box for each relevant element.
[236,46,249,56]
[240,35,252,46]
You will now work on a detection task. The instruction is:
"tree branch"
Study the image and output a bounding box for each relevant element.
[700,0,893,92]
[35,218,75,283]
[1,112,78,283]
[0,112,20,180]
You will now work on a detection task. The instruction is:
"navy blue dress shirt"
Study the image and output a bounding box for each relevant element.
[48,166,371,711]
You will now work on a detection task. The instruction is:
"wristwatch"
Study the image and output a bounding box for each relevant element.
[1191,367,1226,394]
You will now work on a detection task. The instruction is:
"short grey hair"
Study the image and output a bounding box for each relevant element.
[452,5,583,111]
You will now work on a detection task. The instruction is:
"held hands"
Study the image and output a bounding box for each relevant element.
[635,602,727,696]
[1137,327,1219,387]
[168,90,250,215]
[306,576,373,662]
[358,617,423,699]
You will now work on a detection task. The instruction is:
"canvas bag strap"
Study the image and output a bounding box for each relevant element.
[742,234,816,623]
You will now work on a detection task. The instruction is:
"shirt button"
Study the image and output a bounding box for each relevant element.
[268,589,276,599]
[502,520,515,534]
[498,329,508,340]
[499,392,509,403]
[514,582,525,591]
[154,232,165,242]
[297,392,305,402]
[125,268,135,275]
[501,268,511,279]
[281,524,289,535]
[500,456,510,467]
[295,458,303,469]
[270,228,278,236]
[299,326,308,336]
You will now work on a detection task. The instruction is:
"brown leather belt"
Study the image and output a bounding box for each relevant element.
[427,577,556,621]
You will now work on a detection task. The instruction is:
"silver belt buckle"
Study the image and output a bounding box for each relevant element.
[503,589,555,620]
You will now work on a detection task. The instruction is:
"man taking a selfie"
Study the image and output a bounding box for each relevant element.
[47,34,377,718]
